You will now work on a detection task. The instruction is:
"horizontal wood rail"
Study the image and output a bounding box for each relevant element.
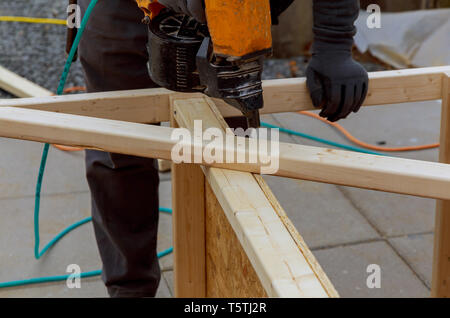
[1,66,448,123]
[1,105,450,201]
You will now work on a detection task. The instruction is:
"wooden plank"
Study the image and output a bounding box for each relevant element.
[0,87,173,123]
[0,65,53,98]
[172,95,268,297]
[1,67,448,123]
[205,182,268,297]
[432,72,450,298]
[3,106,450,200]
[171,95,267,297]
[254,174,339,297]
[170,109,206,298]
[172,96,331,297]
[171,163,206,297]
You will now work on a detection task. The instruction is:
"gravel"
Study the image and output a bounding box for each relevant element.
[0,0,84,98]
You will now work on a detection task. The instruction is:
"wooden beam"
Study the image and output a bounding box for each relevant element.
[432,72,450,297]
[3,106,450,201]
[1,67,448,123]
[172,95,333,297]
[170,110,206,298]
[254,174,339,297]
[0,66,174,174]
[0,65,53,98]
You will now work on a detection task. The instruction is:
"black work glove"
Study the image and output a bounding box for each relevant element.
[158,0,206,23]
[306,0,368,122]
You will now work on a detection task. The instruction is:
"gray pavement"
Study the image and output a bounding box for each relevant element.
[0,0,441,298]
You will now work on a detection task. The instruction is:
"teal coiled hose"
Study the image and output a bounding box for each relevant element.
[0,0,174,289]
[34,0,98,261]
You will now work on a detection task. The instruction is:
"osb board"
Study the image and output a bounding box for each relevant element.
[205,182,267,298]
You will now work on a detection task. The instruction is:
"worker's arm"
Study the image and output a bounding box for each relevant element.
[306,0,368,122]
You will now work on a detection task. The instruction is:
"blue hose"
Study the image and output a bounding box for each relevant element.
[0,0,171,290]
[34,0,99,260]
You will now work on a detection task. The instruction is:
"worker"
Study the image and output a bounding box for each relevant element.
[77,0,367,297]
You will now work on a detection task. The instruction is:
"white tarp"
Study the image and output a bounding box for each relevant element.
[355,9,450,68]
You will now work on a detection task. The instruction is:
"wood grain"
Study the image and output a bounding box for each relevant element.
[432,72,450,297]
[173,96,331,297]
[3,106,450,201]
[170,111,206,298]
[1,67,448,123]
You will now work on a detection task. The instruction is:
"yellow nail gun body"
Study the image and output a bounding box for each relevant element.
[136,0,273,128]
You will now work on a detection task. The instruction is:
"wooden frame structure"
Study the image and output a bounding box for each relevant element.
[0,65,449,297]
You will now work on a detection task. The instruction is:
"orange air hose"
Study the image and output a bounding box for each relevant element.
[298,111,439,152]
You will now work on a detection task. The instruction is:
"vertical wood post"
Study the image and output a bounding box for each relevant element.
[432,72,450,297]
[170,100,206,297]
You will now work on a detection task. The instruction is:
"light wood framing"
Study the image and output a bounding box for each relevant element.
[170,111,206,298]
[2,106,450,200]
[432,72,450,297]
[0,65,449,297]
[1,66,449,123]
[171,96,336,297]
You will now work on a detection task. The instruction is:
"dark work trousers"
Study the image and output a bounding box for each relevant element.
[78,0,248,298]
[78,0,161,298]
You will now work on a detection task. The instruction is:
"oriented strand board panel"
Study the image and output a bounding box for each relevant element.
[173,96,333,297]
[205,182,267,298]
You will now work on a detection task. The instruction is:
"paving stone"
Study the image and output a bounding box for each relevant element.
[0,138,88,199]
[0,190,173,297]
[389,233,434,288]
[339,186,435,237]
[158,180,172,210]
[155,277,172,298]
[313,241,429,298]
[0,192,105,297]
[0,277,107,298]
[263,174,379,249]
[159,171,172,182]
[163,270,174,296]
[329,101,441,162]
[271,101,441,162]
[158,180,174,289]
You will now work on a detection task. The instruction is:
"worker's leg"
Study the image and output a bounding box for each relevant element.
[78,0,161,297]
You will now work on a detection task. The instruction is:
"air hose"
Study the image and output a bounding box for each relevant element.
[0,0,172,290]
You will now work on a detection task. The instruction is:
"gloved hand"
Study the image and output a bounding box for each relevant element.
[306,0,368,122]
[158,0,206,23]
